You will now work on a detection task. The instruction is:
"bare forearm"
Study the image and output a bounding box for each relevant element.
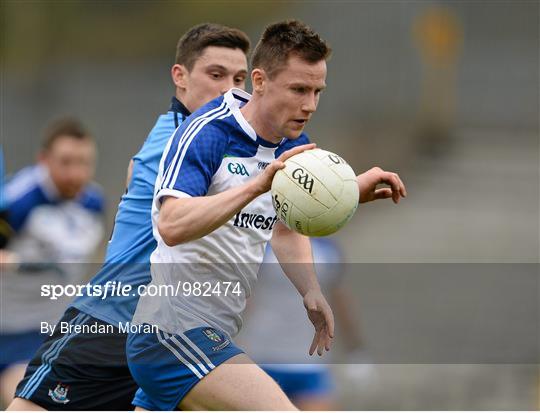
[126,159,134,188]
[159,181,261,245]
[271,222,320,296]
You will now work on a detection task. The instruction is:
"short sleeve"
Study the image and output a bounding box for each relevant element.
[5,175,49,233]
[157,123,228,203]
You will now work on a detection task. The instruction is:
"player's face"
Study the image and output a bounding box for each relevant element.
[260,55,326,140]
[176,46,248,113]
[41,136,96,199]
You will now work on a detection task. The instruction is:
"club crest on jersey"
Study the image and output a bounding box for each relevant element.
[48,383,70,404]
[227,162,249,176]
[203,328,222,343]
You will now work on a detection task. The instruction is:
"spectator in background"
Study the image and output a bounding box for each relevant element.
[0,118,105,406]
[239,237,365,410]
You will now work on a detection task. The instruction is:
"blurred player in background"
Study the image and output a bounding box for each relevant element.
[0,147,17,269]
[239,237,364,410]
[9,24,250,410]
[0,118,104,406]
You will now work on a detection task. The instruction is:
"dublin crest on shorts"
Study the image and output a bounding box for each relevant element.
[48,383,70,404]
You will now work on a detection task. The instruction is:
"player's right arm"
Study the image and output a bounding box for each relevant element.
[157,128,315,246]
[159,181,262,245]
[125,158,134,188]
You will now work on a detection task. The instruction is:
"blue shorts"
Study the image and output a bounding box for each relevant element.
[15,308,141,410]
[0,331,44,373]
[127,325,243,411]
[263,366,334,400]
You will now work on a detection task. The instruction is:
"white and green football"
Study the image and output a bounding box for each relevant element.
[271,148,359,236]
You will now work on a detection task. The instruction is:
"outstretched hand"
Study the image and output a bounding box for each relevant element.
[252,143,316,195]
[304,289,334,356]
[357,167,407,204]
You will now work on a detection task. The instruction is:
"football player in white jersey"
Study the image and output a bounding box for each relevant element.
[127,20,406,411]
[0,118,104,406]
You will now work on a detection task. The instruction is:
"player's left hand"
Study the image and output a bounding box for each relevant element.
[304,289,335,356]
[356,167,407,204]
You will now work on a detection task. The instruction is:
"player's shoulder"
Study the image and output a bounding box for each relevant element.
[133,98,188,160]
[173,96,232,148]
[184,95,229,130]
[5,165,53,231]
[160,97,232,179]
[147,112,177,140]
[5,165,47,203]
[77,182,105,214]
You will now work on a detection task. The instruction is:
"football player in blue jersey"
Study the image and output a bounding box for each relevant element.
[1,118,105,407]
[125,20,406,411]
[8,24,251,411]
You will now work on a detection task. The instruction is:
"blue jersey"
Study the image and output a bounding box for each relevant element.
[72,97,190,325]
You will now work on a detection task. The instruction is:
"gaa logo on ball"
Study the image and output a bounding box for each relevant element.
[271,148,359,236]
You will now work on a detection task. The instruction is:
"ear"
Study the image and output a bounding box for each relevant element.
[171,64,189,89]
[251,68,266,95]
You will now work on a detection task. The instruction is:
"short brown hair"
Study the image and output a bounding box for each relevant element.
[251,20,331,79]
[42,117,91,151]
[175,23,251,71]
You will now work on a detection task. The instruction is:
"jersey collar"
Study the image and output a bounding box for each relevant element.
[224,88,282,148]
[169,96,191,118]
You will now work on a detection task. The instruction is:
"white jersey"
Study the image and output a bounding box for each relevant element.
[2,165,104,332]
[132,89,310,337]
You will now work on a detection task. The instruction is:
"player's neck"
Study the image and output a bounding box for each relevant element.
[175,89,195,114]
[240,102,281,144]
